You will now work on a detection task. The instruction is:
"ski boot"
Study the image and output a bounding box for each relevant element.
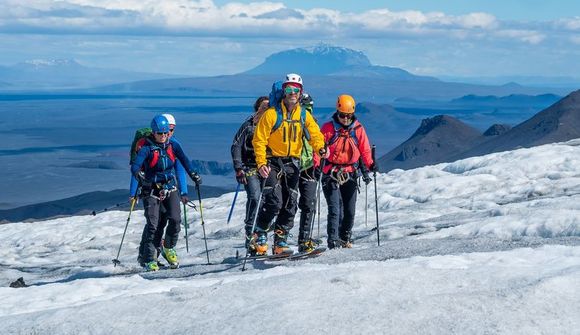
[162,247,179,269]
[273,229,291,255]
[245,233,258,256]
[298,239,318,253]
[253,231,268,256]
[144,261,159,272]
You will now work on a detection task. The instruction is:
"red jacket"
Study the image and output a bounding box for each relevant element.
[320,117,373,174]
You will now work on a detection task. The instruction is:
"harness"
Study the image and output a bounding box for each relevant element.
[142,138,178,200]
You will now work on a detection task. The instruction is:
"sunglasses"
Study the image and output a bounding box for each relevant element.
[155,132,169,136]
[338,112,353,119]
[284,86,301,95]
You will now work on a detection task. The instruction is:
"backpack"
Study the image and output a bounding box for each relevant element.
[129,127,152,164]
[328,120,361,167]
[268,81,313,171]
[145,138,176,170]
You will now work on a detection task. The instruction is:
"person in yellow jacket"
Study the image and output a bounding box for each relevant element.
[251,73,328,255]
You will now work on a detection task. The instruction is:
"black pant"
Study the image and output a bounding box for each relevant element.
[139,191,181,263]
[152,204,169,251]
[243,173,262,237]
[322,175,358,245]
[298,167,318,243]
[255,158,300,238]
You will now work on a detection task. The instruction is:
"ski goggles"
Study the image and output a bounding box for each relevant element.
[337,112,353,119]
[284,86,301,95]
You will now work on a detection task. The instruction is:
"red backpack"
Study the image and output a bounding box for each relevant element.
[328,120,361,167]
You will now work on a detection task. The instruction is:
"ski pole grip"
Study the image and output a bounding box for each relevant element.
[371,144,376,161]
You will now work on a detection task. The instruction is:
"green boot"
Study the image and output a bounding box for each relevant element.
[162,247,179,269]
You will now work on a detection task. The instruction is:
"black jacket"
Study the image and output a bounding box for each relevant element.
[231,116,257,170]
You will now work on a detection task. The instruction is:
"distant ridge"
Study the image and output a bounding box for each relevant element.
[457,89,580,158]
[0,185,232,223]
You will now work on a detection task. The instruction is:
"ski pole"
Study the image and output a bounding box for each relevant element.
[195,184,211,264]
[112,197,137,267]
[183,202,189,253]
[227,183,241,225]
[365,182,368,227]
[242,177,267,272]
[308,159,325,240]
[372,145,380,246]
[92,200,130,216]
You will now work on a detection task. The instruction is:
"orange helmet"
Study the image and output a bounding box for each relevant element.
[336,94,355,114]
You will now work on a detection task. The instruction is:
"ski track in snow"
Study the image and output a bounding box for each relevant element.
[1,141,580,334]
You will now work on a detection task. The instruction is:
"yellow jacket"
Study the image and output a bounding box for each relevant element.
[252,103,325,168]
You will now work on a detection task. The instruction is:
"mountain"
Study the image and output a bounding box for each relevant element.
[377,115,483,171]
[99,45,568,104]
[244,43,435,81]
[0,59,180,90]
[457,89,580,158]
[377,90,580,172]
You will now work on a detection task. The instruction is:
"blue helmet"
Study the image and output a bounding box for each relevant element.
[151,115,170,133]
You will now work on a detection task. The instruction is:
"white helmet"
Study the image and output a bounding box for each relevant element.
[161,113,176,125]
[283,73,303,89]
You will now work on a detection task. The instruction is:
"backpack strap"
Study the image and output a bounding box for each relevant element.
[300,107,311,141]
[145,138,175,168]
[271,105,283,134]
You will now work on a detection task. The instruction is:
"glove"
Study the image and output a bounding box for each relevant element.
[135,171,151,188]
[362,174,372,185]
[370,162,379,172]
[189,172,202,185]
[319,147,329,159]
[235,169,247,184]
[300,93,314,107]
[180,194,189,204]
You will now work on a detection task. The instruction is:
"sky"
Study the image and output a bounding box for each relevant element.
[1,139,579,333]
[1,0,580,78]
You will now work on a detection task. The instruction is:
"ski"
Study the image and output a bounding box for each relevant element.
[288,246,326,260]
[239,250,294,261]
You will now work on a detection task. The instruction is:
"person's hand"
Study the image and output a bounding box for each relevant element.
[129,196,138,203]
[235,169,247,184]
[362,175,372,185]
[300,93,314,107]
[189,172,202,185]
[319,148,330,159]
[370,162,379,172]
[258,165,271,178]
[180,195,189,204]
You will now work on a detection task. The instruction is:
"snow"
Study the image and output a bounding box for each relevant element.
[1,140,579,334]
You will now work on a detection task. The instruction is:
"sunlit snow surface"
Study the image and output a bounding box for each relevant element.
[1,141,579,334]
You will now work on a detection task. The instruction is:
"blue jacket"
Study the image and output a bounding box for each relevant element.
[129,137,195,197]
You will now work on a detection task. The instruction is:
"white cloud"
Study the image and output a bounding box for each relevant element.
[0,0,567,47]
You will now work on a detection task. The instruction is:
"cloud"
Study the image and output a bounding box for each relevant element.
[0,0,571,45]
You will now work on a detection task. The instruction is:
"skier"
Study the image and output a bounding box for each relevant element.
[251,73,328,255]
[230,96,269,252]
[131,115,202,271]
[130,114,189,266]
[296,93,322,252]
[320,95,375,249]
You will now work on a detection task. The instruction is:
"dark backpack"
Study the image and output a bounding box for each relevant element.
[129,127,152,164]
